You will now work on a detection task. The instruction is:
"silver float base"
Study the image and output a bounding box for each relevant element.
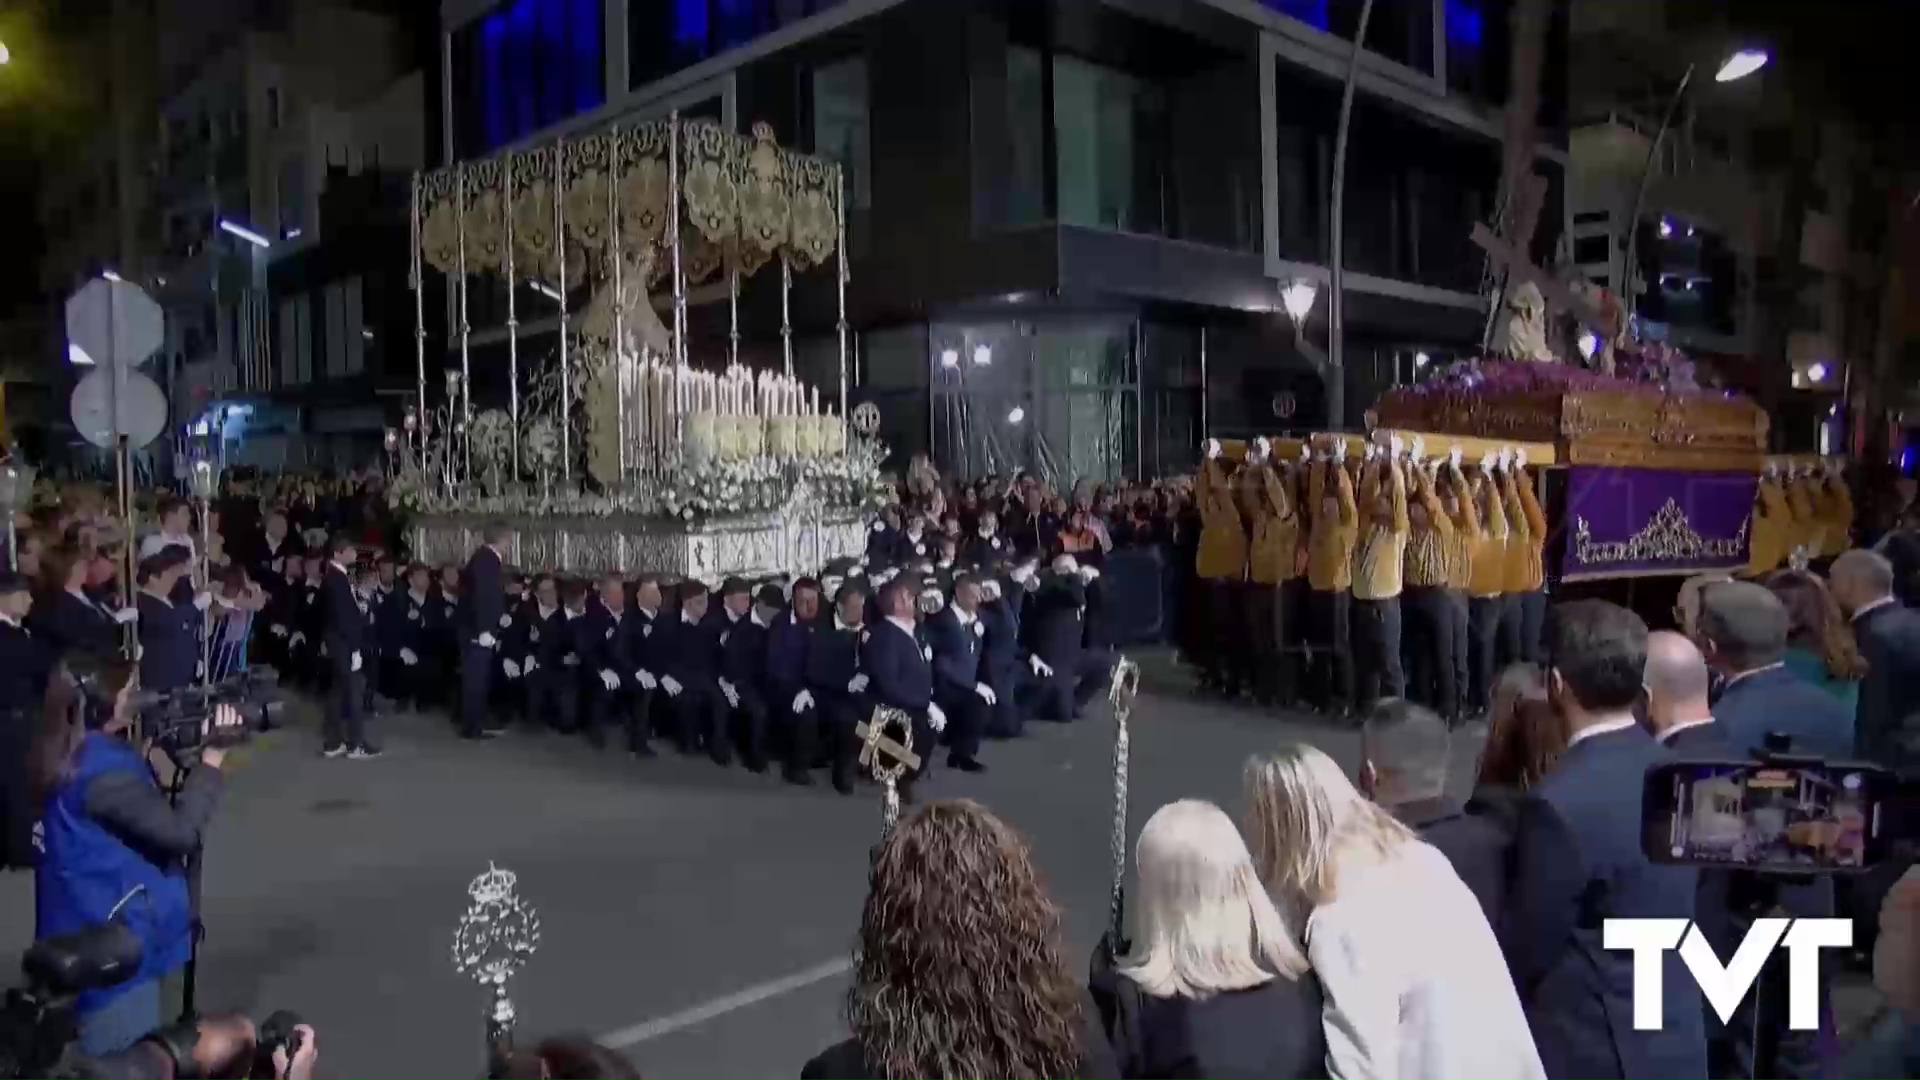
[410,511,869,580]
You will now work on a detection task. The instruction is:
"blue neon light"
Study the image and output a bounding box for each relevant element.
[1447,0,1484,49]
[462,0,606,155]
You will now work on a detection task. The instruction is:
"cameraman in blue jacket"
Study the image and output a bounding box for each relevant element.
[26,657,241,1055]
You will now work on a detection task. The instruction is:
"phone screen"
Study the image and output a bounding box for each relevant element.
[1643,760,1894,870]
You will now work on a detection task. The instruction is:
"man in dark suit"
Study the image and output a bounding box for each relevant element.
[321,534,379,759]
[977,573,1036,738]
[660,580,727,759]
[454,522,511,740]
[860,579,941,803]
[1359,697,1512,928]
[1024,559,1113,721]
[1697,580,1853,761]
[1644,630,1765,1078]
[924,573,990,773]
[521,574,577,733]
[716,578,772,772]
[765,578,821,786]
[377,562,435,712]
[1831,549,1920,982]
[1833,549,1920,771]
[808,581,871,794]
[581,573,652,756]
[1507,600,1706,1080]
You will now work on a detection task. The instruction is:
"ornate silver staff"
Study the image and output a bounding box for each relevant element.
[1107,656,1141,947]
[452,863,542,1052]
[857,705,920,841]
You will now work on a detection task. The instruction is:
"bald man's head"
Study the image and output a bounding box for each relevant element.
[1644,630,1712,736]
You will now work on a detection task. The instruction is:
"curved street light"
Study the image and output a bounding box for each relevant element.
[1620,48,1770,321]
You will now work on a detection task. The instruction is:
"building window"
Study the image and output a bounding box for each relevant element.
[451,0,607,158]
[810,56,869,210]
[1261,0,1434,74]
[1006,44,1047,226]
[630,0,849,92]
[1053,55,1167,236]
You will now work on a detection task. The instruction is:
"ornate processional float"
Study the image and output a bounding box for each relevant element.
[395,114,889,579]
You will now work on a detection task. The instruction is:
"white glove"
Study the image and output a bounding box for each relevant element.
[193,591,213,611]
[1479,451,1498,473]
[289,631,307,648]
[1449,445,1463,468]
[195,661,205,679]
[1764,461,1781,479]
[660,674,683,697]
[400,647,418,666]
[927,702,947,733]
[1029,654,1054,677]
[1203,438,1221,461]
[1362,442,1379,461]
[1298,441,1311,462]
[635,669,657,690]
[720,679,740,708]
[503,658,521,679]
[522,655,537,674]
[1331,439,1348,463]
[792,689,815,712]
[848,672,870,694]
[564,653,580,667]
[598,669,619,691]
[115,608,141,625]
[320,643,328,659]
[1078,566,1100,583]
[1408,436,1424,461]
[1497,447,1514,470]
[974,682,997,705]
[1515,447,1529,469]
[478,631,498,649]
[350,650,362,672]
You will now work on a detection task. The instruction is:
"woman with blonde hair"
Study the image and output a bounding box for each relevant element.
[1245,744,1543,1079]
[1091,799,1326,1078]
[803,799,1110,1079]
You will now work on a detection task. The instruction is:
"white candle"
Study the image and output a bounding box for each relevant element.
[812,387,819,416]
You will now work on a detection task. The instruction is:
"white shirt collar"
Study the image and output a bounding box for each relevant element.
[1852,596,1897,622]
[1567,712,1639,748]
[636,603,658,620]
[751,607,772,630]
[409,588,428,604]
[0,612,18,629]
[682,610,700,626]
[1722,661,1786,692]
[951,604,977,627]
[538,603,557,619]
[886,614,917,638]
[836,614,862,633]
[329,560,351,576]
[1659,716,1717,743]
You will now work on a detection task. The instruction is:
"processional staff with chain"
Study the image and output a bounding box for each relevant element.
[1106,656,1140,948]
[857,704,920,842]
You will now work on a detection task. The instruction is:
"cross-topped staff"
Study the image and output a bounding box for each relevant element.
[858,705,921,841]
[1107,656,1141,947]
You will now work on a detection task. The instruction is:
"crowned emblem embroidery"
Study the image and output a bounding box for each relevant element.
[1573,498,1748,566]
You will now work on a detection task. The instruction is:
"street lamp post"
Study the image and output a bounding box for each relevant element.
[1618,49,1769,321]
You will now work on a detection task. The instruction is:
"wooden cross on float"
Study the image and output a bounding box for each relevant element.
[1470,173,1610,337]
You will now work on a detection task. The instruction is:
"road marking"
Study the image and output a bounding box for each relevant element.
[598,956,853,1048]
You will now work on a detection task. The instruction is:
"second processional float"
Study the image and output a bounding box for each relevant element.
[393,114,889,580]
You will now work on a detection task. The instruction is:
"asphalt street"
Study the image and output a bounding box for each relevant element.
[0,656,1489,1078]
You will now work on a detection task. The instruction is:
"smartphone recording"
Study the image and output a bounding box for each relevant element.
[1643,759,1893,871]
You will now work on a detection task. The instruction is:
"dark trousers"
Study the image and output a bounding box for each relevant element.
[1403,586,1458,717]
[1275,578,1307,706]
[1306,587,1353,711]
[984,665,1035,737]
[1245,584,1280,703]
[1497,591,1525,669]
[1353,596,1405,706]
[458,643,493,737]
[1029,649,1116,722]
[1467,595,1504,713]
[586,681,653,752]
[933,687,986,763]
[1447,590,1471,717]
[1201,579,1246,692]
[525,666,579,731]
[378,653,431,710]
[727,692,769,768]
[323,657,367,749]
[777,696,821,777]
[1518,587,1547,665]
[820,694,867,789]
[669,684,729,757]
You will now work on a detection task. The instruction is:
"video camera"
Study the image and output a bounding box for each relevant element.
[135,669,285,757]
[0,924,307,1079]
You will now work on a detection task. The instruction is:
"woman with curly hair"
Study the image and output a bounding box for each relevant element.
[802,799,1110,1080]
[1477,663,1565,792]
[1767,568,1866,725]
